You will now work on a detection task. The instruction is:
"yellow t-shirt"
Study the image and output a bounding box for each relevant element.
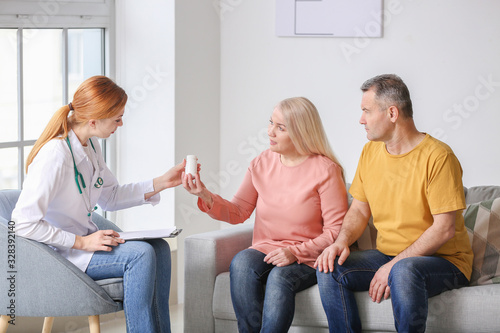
[350,134,473,279]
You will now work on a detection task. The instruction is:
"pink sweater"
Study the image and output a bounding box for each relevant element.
[198,149,348,267]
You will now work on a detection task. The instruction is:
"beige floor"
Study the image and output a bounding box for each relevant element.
[4,303,184,333]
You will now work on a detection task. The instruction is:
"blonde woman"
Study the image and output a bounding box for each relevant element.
[12,76,183,333]
[182,97,348,333]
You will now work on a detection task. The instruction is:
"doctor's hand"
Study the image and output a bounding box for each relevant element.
[73,230,124,252]
[146,160,195,200]
[182,171,214,209]
[157,160,191,190]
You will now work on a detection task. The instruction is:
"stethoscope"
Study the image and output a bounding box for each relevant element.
[65,136,104,216]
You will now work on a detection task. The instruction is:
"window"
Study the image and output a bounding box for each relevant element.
[0,1,113,190]
[0,27,105,189]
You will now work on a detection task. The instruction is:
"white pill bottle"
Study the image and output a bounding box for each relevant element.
[185,155,198,176]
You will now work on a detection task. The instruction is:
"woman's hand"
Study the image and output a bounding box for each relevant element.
[264,248,297,267]
[182,170,214,209]
[73,230,124,252]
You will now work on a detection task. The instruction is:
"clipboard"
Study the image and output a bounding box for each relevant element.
[118,227,182,241]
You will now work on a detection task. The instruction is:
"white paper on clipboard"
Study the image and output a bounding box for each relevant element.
[119,227,182,240]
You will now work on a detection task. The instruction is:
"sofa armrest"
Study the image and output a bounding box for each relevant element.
[184,223,253,333]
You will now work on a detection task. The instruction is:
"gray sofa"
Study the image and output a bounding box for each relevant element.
[184,185,500,332]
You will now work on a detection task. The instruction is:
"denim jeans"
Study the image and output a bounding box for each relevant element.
[229,248,317,333]
[316,250,469,333]
[86,239,171,333]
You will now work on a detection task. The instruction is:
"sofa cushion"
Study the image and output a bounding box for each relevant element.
[212,272,500,332]
[95,278,124,302]
[464,197,500,285]
[465,186,500,205]
[213,272,398,331]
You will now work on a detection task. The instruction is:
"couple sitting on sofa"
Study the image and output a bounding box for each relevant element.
[181,74,473,333]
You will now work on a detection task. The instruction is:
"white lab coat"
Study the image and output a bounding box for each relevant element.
[12,130,159,272]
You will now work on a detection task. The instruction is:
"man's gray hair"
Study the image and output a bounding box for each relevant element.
[361,74,413,119]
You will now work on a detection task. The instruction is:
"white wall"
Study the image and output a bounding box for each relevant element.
[115,0,221,304]
[174,0,221,303]
[114,0,176,231]
[218,0,500,207]
[115,0,500,304]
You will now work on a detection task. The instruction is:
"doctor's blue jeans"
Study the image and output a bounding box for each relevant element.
[86,239,171,333]
[229,248,317,333]
[316,249,468,333]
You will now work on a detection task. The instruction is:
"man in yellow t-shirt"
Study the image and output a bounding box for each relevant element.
[315,74,473,333]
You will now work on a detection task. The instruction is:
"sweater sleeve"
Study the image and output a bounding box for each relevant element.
[198,167,258,224]
[287,163,348,264]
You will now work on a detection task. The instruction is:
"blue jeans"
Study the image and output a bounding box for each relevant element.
[86,239,171,333]
[316,250,469,333]
[230,248,317,333]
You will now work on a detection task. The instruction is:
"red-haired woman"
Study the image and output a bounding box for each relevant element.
[12,76,181,333]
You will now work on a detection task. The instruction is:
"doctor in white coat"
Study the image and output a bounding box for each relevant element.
[12,75,182,333]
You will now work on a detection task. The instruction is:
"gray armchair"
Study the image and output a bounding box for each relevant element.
[0,190,124,333]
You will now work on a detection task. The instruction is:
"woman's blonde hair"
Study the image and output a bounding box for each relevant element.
[276,97,345,182]
[26,76,127,173]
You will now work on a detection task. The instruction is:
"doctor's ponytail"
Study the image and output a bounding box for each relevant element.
[25,105,71,173]
[26,76,127,173]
